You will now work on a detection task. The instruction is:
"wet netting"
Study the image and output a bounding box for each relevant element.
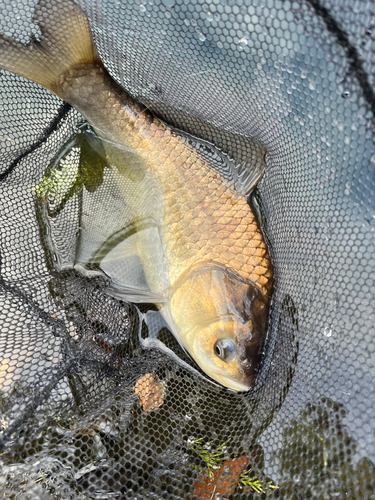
[0,0,374,498]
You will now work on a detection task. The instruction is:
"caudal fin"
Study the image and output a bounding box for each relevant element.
[0,0,99,94]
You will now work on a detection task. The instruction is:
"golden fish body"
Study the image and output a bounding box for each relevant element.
[0,0,272,390]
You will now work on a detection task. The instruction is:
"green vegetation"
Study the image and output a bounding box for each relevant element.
[189,437,231,477]
[32,150,79,204]
[189,437,279,494]
[238,468,279,493]
[33,122,109,210]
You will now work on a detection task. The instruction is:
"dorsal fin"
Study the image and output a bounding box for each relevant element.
[143,101,267,196]
[171,125,266,196]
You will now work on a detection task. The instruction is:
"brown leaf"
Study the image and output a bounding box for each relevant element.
[191,454,249,500]
[133,372,166,412]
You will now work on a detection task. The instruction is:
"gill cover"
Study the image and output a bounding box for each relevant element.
[167,263,269,391]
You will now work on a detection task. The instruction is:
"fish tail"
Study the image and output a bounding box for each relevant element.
[0,0,99,94]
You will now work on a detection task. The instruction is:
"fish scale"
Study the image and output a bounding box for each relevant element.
[58,65,272,296]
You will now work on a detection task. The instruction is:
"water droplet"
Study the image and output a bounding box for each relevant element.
[139,3,146,11]
[146,82,157,94]
[184,413,192,421]
[300,71,307,79]
[187,436,195,446]
[214,13,221,21]
[191,19,197,26]
[206,11,214,22]
[323,326,332,338]
[184,18,190,26]
[198,32,206,42]
[239,36,249,47]
[308,81,316,91]
[165,10,171,18]
[337,122,344,132]
[342,91,350,98]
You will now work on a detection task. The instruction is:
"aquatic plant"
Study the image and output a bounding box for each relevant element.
[33,153,79,204]
[238,467,279,493]
[190,437,231,477]
[189,437,279,495]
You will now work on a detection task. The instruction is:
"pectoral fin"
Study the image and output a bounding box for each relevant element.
[106,282,166,304]
[99,231,151,296]
[88,225,168,304]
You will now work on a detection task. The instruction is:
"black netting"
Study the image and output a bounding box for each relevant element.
[0,0,374,499]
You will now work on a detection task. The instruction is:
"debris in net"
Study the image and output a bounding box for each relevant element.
[191,454,248,499]
[133,372,166,412]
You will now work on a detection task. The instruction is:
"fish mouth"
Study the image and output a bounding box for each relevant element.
[215,375,253,392]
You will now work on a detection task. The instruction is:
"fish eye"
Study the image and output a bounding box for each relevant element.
[214,339,235,361]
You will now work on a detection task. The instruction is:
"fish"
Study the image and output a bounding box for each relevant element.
[0,0,272,391]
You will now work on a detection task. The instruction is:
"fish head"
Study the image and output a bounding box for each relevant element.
[168,263,269,391]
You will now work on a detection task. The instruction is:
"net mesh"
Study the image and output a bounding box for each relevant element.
[0,0,374,498]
